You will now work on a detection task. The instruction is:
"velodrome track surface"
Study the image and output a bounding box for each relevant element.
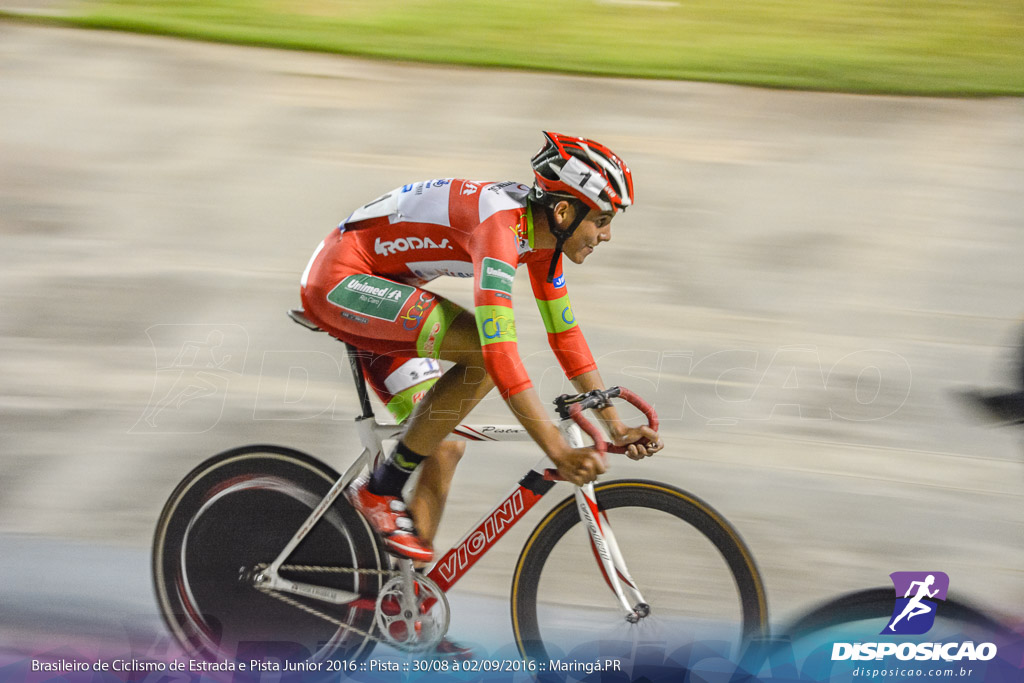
[1,22,1023,646]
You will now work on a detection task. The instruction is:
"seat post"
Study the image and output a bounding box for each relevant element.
[344,343,375,420]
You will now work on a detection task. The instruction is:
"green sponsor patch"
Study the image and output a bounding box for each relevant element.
[475,304,517,346]
[536,294,578,334]
[479,257,516,295]
[327,275,415,322]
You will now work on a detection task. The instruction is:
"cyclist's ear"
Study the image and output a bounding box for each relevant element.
[551,199,576,228]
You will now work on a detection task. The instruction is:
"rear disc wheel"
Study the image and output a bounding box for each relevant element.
[153,445,387,664]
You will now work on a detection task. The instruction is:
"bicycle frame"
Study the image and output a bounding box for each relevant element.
[257,411,649,621]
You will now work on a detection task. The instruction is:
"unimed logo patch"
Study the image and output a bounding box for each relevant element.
[327,275,414,322]
[883,571,949,635]
[479,257,516,294]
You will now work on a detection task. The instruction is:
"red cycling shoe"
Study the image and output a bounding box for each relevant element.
[345,477,433,563]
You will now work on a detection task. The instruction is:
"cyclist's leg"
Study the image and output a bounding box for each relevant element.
[400,310,496,453]
[408,441,464,544]
[354,350,467,544]
[346,311,496,551]
[381,310,496,544]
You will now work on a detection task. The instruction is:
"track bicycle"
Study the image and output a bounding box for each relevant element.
[151,308,769,666]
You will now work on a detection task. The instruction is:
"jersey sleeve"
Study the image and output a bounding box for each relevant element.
[527,255,597,380]
[468,216,533,399]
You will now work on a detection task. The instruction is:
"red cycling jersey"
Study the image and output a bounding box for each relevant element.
[300,178,596,399]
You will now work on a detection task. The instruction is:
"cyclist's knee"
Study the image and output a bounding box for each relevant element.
[434,439,466,464]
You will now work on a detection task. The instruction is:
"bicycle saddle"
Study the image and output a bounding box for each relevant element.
[287,308,322,332]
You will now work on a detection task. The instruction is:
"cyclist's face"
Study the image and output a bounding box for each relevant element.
[563,207,615,264]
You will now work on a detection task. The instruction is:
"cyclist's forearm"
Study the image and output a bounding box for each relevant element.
[506,387,568,458]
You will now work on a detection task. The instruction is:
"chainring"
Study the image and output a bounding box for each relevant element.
[374,573,450,652]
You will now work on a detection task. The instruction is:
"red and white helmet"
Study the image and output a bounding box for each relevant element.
[530,131,634,213]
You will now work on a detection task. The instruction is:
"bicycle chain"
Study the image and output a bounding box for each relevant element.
[255,584,384,645]
[254,564,402,647]
[279,564,395,577]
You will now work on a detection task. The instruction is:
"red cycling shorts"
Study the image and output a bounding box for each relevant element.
[300,229,464,422]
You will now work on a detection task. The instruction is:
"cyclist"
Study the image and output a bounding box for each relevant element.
[299,132,663,565]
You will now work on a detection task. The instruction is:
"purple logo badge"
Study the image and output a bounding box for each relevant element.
[883,572,949,635]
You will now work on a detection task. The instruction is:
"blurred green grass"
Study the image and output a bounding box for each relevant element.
[16,0,1024,95]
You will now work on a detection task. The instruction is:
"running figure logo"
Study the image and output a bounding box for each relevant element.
[883,571,949,635]
[133,324,248,434]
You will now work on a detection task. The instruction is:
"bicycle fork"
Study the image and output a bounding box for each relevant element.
[564,423,651,623]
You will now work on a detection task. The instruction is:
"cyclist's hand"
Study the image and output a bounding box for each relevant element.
[612,426,663,461]
[550,446,607,486]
